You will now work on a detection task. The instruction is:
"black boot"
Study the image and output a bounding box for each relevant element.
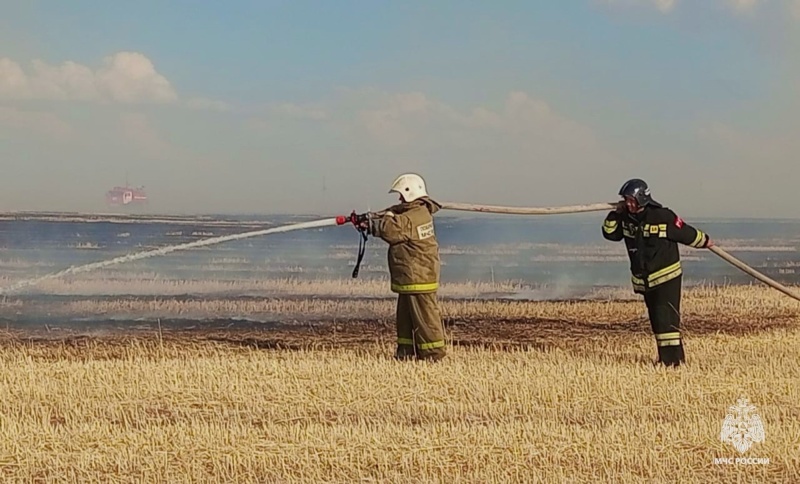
[657,344,685,367]
[394,346,415,361]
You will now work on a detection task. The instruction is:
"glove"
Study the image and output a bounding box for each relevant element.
[354,212,370,231]
[614,201,626,213]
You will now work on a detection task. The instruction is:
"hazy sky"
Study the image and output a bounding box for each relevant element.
[1,0,799,218]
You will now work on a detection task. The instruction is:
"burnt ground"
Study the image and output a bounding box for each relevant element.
[0,290,795,355]
[0,312,793,355]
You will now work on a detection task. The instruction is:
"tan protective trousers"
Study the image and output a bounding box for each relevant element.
[395,292,446,361]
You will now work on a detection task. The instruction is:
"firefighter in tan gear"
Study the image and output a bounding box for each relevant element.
[602,178,714,367]
[354,173,446,361]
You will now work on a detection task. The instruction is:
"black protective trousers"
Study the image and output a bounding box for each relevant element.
[642,276,685,366]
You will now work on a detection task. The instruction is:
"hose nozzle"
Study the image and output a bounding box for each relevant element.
[335,211,360,226]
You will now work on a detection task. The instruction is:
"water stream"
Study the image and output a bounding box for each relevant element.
[0,217,342,296]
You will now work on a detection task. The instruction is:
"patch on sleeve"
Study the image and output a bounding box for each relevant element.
[416,221,434,239]
[674,215,684,228]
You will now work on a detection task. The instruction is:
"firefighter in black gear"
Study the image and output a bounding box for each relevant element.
[602,178,714,367]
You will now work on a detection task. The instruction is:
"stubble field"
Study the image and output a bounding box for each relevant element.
[0,276,798,482]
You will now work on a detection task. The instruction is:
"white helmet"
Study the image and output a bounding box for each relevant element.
[389,173,428,202]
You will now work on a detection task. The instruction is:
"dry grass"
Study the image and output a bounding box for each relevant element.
[0,274,541,298]
[31,284,800,325]
[0,327,797,482]
[2,279,799,481]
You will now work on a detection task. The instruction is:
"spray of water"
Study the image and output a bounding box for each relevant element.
[0,217,342,296]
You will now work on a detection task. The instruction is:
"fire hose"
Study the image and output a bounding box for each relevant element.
[336,202,800,303]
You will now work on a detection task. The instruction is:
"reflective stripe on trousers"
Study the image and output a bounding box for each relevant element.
[391,282,439,293]
[655,331,681,347]
[397,337,445,350]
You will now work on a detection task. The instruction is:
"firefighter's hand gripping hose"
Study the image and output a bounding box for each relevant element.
[336,211,370,278]
[432,200,800,303]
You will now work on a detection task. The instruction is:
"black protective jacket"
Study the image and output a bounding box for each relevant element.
[602,201,710,293]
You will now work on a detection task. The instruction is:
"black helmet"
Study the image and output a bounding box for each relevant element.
[618,178,652,207]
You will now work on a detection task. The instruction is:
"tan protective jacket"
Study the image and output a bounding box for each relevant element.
[369,197,442,294]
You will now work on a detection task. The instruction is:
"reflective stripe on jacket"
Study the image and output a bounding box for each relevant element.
[602,202,708,293]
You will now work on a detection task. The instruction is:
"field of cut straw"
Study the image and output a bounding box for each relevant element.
[0,282,798,482]
[0,331,797,482]
[0,273,538,298]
